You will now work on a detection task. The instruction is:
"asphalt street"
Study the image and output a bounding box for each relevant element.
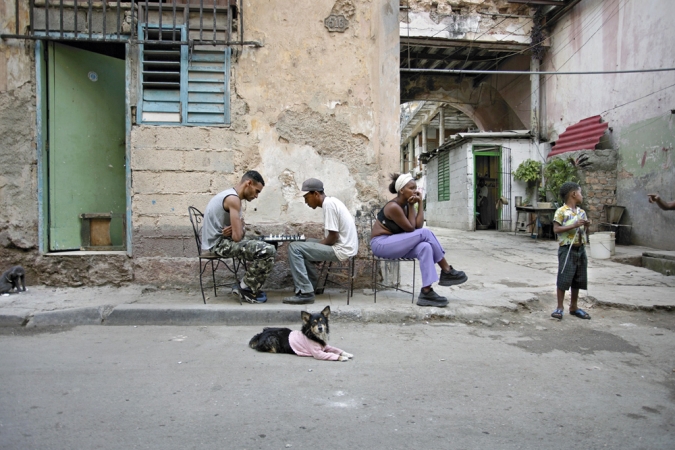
[1,308,674,450]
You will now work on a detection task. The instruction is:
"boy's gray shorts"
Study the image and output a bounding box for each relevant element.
[556,245,588,291]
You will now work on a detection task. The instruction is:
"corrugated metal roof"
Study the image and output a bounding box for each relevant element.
[548,115,609,157]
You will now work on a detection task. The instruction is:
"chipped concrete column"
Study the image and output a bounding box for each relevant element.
[421,125,427,162]
[439,107,445,146]
[530,56,540,141]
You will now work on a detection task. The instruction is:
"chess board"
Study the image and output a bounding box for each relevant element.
[255,234,306,243]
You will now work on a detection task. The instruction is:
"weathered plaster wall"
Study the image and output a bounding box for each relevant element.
[401,0,530,42]
[0,2,37,252]
[426,143,472,229]
[130,0,401,287]
[543,0,675,250]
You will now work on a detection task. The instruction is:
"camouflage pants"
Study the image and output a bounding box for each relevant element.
[212,238,276,293]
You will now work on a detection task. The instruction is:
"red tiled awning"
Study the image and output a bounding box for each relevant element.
[548,115,609,158]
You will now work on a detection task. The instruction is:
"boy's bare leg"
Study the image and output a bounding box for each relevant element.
[570,288,579,312]
[556,288,566,310]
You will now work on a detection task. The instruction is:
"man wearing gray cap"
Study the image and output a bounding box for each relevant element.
[283,178,358,304]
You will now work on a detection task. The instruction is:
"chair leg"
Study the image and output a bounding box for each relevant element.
[411,260,416,304]
[210,260,218,297]
[198,259,208,304]
[321,261,332,294]
[347,258,356,305]
[372,257,378,304]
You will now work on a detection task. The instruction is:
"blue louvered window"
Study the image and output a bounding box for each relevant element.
[138,25,231,126]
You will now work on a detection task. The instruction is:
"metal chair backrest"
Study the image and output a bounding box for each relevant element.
[188,206,205,257]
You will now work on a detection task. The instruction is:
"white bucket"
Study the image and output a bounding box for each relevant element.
[590,233,613,259]
[594,231,616,255]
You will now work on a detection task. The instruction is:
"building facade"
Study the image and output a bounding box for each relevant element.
[0,0,401,287]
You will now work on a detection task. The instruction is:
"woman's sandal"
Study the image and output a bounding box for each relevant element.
[570,308,591,320]
[551,308,563,320]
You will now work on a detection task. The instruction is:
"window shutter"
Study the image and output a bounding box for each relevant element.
[140,27,183,123]
[438,151,450,202]
[186,47,231,125]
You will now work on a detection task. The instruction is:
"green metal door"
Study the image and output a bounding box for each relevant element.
[48,42,126,250]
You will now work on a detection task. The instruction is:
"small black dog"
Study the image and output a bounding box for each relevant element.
[0,266,26,295]
[249,306,353,361]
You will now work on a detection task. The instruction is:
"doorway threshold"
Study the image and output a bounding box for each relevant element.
[44,251,128,256]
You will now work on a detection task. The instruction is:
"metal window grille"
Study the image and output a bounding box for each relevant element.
[498,146,512,232]
[437,151,450,202]
[0,0,260,47]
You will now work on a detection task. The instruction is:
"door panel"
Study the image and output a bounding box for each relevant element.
[48,42,125,250]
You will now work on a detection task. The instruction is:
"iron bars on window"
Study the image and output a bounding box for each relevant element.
[0,0,260,47]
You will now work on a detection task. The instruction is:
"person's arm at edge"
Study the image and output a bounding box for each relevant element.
[648,194,675,210]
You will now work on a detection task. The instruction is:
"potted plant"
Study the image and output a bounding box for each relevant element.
[513,159,542,206]
[543,157,579,207]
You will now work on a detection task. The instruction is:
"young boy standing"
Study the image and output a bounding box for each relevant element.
[551,182,591,320]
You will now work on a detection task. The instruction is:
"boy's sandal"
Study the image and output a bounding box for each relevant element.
[569,308,591,320]
[551,308,564,320]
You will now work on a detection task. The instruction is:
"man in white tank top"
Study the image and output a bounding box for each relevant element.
[283,178,358,305]
[202,171,276,303]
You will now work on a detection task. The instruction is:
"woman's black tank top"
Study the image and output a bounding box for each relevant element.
[376,201,408,234]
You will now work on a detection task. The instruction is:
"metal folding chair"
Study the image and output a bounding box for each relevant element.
[188,206,244,304]
[315,257,356,304]
[369,210,416,303]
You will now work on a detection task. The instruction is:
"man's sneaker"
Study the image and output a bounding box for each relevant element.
[416,288,449,307]
[283,292,316,304]
[255,291,267,303]
[233,285,265,304]
[439,268,468,286]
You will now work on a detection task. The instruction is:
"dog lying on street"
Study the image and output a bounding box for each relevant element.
[0,266,26,295]
[249,306,354,361]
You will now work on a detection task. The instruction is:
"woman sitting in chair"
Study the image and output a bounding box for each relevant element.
[370,173,468,307]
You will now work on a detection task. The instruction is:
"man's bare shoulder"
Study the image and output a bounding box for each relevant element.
[222,193,241,212]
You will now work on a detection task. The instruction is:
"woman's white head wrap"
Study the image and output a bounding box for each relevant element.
[395,173,414,193]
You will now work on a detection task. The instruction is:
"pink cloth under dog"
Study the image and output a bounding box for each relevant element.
[288,330,344,361]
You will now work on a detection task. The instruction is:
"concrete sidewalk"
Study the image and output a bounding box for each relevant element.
[1,227,673,327]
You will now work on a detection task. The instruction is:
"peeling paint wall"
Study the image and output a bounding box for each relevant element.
[0,0,401,288]
[0,1,37,252]
[401,0,531,42]
[543,0,675,250]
